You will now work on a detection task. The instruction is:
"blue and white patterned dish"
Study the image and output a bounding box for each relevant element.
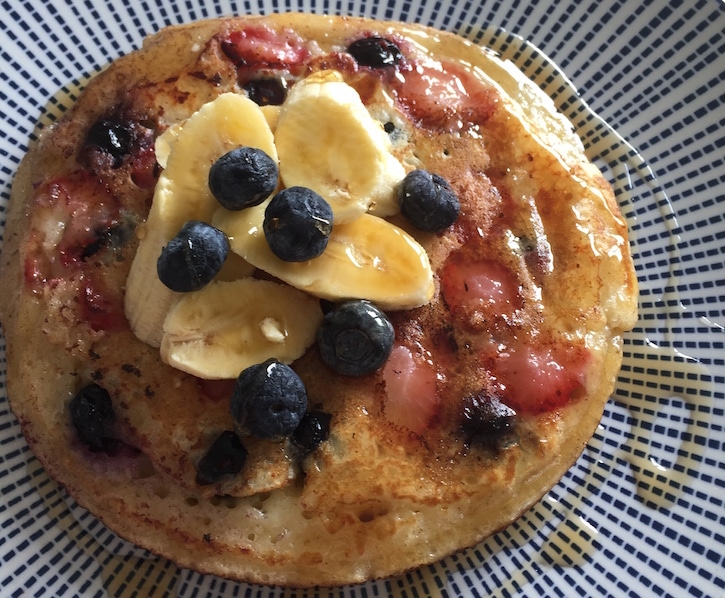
[1,1,723,596]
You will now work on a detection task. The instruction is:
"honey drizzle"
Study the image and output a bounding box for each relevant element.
[608,138,715,510]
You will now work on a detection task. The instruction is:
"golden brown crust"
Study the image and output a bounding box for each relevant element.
[0,14,637,587]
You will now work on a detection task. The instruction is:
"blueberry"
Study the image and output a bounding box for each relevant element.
[86,119,131,168]
[208,147,279,210]
[263,187,333,262]
[292,410,332,455]
[317,300,394,376]
[69,384,115,452]
[195,430,248,485]
[231,359,308,440]
[157,220,229,292]
[243,78,288,106]
[347,36,404,68]
[460,393,516,446]
[397,169,460,232]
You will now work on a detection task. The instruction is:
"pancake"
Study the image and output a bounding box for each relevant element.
[0,13,637,587]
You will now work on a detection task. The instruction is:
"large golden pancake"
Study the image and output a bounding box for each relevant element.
[0,13,637,587]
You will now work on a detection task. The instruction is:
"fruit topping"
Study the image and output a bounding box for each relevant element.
[231,359,308,440]
[69,383,116,452]
[292,409,332,456]
[215,207,434,310]
[209,147,279,210]
[128,74,439,385]
[382,343,438,434]
[263,186,333,262]
[222,26,311,71]
[317,300,394,377]
[160,278,323,380]
[390,59,498,132]
[125,93,276,348]
[346,36,404,68]
[491,344,589,414]
[243,77,288,106]
[80,270,125,332]
[274,70,405,223]
[441,254,521,319]
[397,169,460,232]
[195,430,248,485]
[460,393,516,446]
[156,220,229,292]
[86,119,132,168]
[208,147,279,211]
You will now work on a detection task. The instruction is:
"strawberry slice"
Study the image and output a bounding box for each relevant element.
[489,343,590,414]
[382,343,439,434]
[390,59,498,131]
[441,256,521,317]
[79,271,125,332]
[54,175,118,268]
[24,173,119,289]
[222,25,311,70]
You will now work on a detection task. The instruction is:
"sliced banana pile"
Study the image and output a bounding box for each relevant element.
[125,93,277,348]
[125,73,435,379]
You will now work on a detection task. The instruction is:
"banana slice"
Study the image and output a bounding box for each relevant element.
[125,93,277,347]
[213,251,256,282]
[160,278,323,380]
[274,70,406,223]
[260,105,281,132]
[213,204,435,311]
[154,122,183,169]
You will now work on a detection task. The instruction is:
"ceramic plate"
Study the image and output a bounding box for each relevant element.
[1,1,723,596]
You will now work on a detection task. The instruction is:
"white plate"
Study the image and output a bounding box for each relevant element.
[1,1,723,597]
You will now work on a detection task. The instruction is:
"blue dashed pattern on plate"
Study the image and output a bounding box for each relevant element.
[1,0,723,596]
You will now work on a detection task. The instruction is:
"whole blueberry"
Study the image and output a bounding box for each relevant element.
[157,220,229,292]
[195,430,248,486]
[263,186,333,262]
[209,147,279,210]
[397,169,460,232]
[317,300,395,376]
[69,384,115,452]
[231,359,308,440]
[292,410,332,456]
[346,36,404,68]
